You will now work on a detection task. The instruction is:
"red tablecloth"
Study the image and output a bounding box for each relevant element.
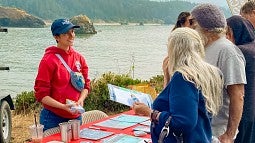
[41,110,151,143]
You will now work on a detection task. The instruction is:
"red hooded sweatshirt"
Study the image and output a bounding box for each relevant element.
[34,46,90,118]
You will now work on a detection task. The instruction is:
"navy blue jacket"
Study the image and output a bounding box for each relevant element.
[151,72,212,143]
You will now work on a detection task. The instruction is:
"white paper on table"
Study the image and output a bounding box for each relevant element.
[107,84,153,108]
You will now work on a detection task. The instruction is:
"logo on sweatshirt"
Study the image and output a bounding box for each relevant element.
[75,61,81,71]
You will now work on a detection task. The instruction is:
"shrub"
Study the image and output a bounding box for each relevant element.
[147,75,164,93]
[13,91,41,114]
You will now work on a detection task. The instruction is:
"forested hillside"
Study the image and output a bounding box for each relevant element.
[0,0,231,24]
[0,6,45,27]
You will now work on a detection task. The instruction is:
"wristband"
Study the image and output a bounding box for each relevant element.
[151,110,160,123]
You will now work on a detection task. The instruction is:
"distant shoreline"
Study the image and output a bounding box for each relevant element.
[44,21,163,26]
[93,22,163,26]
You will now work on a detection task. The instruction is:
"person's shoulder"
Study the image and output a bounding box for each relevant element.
[70,47,85,58]
[214,38,244,56]
[238,40,255,54]
[216,37,236,50]
[43,53,56,61]
[171,71,188,84]
[170,72,197,93]
[208,37,232,52]
[172,71,182,79]
[41,46,59,62]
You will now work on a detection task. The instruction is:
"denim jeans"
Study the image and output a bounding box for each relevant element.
[40,108,82,131]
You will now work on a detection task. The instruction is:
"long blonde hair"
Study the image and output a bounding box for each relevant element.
[167,27,223,115]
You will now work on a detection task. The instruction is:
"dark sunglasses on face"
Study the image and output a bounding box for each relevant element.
[189,19,194,25]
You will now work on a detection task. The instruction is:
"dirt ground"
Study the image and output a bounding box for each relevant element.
[11,112,37,143]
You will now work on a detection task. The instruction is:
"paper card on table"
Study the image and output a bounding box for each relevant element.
[110,114,149,123]
[80,128,114,140]
[108,84,153,108]
[94,119,137,129]
[101,134,151,143]
[133,125,150,133]
[139,120,151,126]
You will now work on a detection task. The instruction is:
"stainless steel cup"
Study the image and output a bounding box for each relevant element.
[59,122,71,143]
[68,119,80,140]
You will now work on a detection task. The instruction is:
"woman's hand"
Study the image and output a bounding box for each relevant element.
[77,98,84,107]
[132,102,152,117]
[63,103,80,115]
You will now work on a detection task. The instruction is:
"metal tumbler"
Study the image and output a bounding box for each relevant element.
[68,119,80,140]
[59,122,72,143]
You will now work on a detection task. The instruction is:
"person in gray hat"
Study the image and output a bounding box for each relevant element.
[191,3,246,143]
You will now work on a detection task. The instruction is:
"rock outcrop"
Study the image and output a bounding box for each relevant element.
[70,15,97,34]
[0,6,45,28]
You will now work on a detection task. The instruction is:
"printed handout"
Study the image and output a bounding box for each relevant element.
[108,84,153,108]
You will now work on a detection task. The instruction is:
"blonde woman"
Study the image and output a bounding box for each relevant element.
[135,27,223,142]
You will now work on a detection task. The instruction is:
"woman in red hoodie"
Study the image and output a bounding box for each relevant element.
[34,19,90,131]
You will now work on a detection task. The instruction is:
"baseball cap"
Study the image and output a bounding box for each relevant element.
[51,19,80,36]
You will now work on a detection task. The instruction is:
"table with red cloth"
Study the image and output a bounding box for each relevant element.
[41,110,151,143]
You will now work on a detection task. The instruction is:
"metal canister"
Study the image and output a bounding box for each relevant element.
[68,119,80,140]
[59,122,71,143]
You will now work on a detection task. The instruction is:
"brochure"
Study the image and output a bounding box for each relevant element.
[101,134,151,143]
[139,120,151,126]
[110,114,149,123]
[80,128,114,140]
[93,114,149,130]
[108,84,153,108]
[93,119,137,130]
[133,125,150,133]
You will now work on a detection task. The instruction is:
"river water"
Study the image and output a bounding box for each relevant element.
[0,25,172,97]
